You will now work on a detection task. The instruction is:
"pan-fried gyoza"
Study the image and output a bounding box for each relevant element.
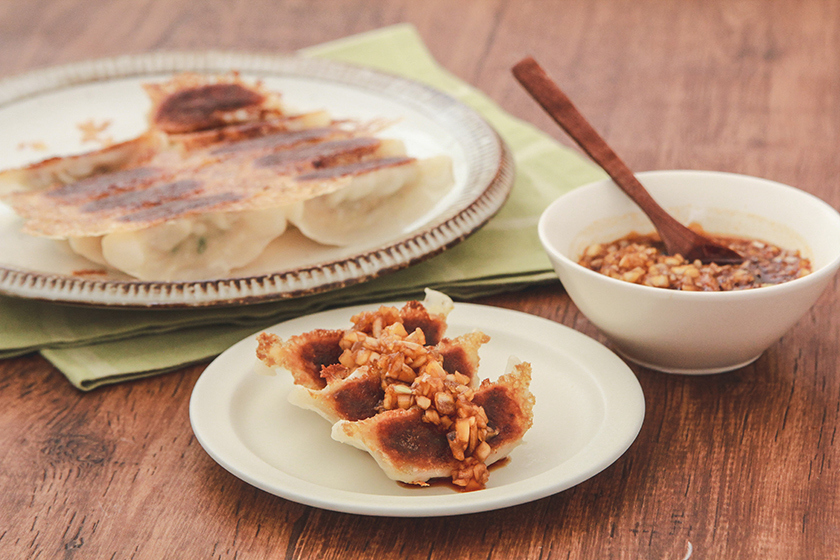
[0,73,453,280]
[255,290,535,491]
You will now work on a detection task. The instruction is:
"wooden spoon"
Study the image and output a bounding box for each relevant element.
[512,56,743,265]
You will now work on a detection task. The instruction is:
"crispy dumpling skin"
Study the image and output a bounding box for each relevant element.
[255,291,462,423]
[256,292,536,490]
[287,365,383,424]
[471,360,536,467]
[256,329,345,390]
[331,361,535,484]
[436,330,490,385]
[0,73,454,281]
[281,330,489,423]
[256,291,453,387]
[143,72,288,134]
[333,407,459,481]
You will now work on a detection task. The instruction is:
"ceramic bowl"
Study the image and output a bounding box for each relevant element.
[538,170,840,374]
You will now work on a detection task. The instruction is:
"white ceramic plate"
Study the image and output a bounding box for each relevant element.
[189,301,645,517]
[0,52,513,307]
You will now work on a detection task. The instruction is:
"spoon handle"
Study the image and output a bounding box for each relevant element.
[513,56,743,264]
[511,57,681,238]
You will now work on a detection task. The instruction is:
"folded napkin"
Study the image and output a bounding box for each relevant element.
[0,23,603,390]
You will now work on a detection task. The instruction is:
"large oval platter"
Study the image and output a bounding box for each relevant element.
[0,52,513,307]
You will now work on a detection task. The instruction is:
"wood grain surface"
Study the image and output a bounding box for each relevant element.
[1,1,839,558]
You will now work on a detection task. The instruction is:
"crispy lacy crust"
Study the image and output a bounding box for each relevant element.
[331,360,534,489]
[1,73,420,238]
[256,293,535,491]
[143,72,287,133]
[254,299,451,393]
[0,134,162,195]
[436,330,490,385]
[474,362,535,456]
[163,112,332,150]
[256,329,344,390]
[4,126,413,238]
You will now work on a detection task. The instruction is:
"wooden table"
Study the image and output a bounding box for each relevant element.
[2,1,838,558]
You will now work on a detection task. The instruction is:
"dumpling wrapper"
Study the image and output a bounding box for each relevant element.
[287,155,453,246]
[69,206,288,281]
[286,329,489,424]
[255,289,455,389]
[331,359,535,485]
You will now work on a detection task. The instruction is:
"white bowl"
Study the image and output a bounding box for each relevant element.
[538,170,840,374]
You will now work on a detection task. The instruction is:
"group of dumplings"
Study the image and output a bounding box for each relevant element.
[255,290,535,490]
[0,73,453,280]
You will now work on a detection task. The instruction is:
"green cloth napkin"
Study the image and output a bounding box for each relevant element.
[0,23,603,390]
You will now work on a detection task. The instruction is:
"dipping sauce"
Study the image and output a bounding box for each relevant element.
[578,231,811,291]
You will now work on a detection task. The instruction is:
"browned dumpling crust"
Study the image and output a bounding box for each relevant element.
[0,73,453,281]
[257,293,535,490]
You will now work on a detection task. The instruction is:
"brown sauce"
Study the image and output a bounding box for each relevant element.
[397,458,513,493]
[579,231,811,291]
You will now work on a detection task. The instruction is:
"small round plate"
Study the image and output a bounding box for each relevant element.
[189,301,645,517]
[0,52,513,307]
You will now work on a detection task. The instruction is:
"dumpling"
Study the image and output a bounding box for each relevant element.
[331,359,535,488]
[70,207,288,281]
[287,154,453,246]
